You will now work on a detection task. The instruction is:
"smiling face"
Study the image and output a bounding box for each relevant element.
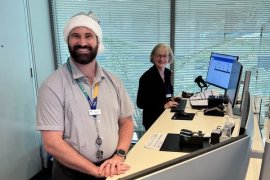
[152,47,169,70]
[68,27,99,64]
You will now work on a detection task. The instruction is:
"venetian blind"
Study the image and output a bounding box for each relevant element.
[50,0,270,131]
[173,0,270,127]
[50,0,171,130]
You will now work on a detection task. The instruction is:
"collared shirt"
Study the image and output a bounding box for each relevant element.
[36,59,134,162]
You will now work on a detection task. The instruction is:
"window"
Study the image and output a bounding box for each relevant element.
[174,0,270,130]
[50,0,270,133]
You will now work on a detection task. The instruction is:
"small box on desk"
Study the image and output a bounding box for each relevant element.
[210,128,222,145]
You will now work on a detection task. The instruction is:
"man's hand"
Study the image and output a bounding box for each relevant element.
[98,155,130,177]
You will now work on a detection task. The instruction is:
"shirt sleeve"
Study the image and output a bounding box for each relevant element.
[36,83,64,131]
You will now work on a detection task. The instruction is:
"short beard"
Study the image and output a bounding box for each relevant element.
[68,44,98,64]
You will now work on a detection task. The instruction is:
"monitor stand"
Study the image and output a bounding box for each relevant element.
[226,101,240,116]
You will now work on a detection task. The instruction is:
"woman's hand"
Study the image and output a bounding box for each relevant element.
[164,100,179,109]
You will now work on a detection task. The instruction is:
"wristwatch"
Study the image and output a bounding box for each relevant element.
[115,149,126,158]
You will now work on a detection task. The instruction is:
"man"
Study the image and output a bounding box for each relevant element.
[36,11,134,179]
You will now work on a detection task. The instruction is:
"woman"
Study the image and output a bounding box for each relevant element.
[137,43,179,131]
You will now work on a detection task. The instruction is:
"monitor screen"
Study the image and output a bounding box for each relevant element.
[225,60,243,108]
[206,52,239,89]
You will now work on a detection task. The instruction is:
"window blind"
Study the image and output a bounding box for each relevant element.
[174,0,270,127]
[50,0,270,132]
[50,0,171,131]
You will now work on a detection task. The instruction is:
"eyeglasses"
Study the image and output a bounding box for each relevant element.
[96,137,103,161]
[155,54,169,59]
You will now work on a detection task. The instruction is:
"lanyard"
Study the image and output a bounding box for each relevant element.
[67,59,103,162]
[77,79,99,110]
[67,59,99,112]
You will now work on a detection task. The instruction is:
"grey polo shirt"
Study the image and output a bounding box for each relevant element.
[36,60,134,162]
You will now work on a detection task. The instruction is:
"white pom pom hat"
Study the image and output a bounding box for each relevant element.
[63,12,104,54]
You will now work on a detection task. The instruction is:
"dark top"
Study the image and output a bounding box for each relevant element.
[137,65,173,130]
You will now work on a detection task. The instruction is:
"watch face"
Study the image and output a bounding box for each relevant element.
[116,149,126,156]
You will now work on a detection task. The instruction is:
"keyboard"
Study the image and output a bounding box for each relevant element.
[190,99,208,107]
[170,99,187,112]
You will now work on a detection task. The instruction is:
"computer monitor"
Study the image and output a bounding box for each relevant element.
[233,71,251,115]
[224,61,243,108]
[240,71,251,111]
[239,91,252,135]
[206,52,239,90]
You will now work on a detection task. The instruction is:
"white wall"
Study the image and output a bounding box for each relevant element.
[0,0,54,179]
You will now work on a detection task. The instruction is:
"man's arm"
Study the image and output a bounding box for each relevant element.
[116,116,134,153]
[42,130,102,177]
[99,116,134,176]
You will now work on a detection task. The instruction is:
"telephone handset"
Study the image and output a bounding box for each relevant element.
[179,129,204,147]
[180,129,193,137]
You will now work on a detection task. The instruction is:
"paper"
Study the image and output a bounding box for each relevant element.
[144,133,167,150]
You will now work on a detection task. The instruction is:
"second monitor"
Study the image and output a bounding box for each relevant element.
[205,52,243,108]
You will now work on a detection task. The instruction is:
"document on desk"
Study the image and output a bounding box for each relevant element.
[144,133,167,150]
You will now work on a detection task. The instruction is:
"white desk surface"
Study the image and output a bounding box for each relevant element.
[108,101,240,180]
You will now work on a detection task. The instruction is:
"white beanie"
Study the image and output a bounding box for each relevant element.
[63,12,104,54]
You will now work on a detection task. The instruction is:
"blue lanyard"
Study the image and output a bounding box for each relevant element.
[67,59,99,110]
[67,59,103,162]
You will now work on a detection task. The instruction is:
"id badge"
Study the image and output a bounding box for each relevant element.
[89,109,101,116]
[166,94,172,98]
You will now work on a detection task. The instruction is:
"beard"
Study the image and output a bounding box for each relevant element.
[68,44,98,64]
